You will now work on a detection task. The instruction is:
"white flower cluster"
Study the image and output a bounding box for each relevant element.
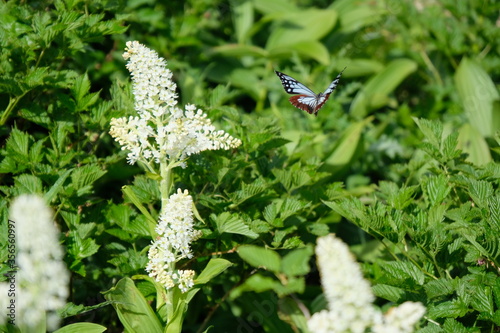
[145,189,202,292]
[8,195,70,331]
[308,235,425,333]
[110,41,241,166]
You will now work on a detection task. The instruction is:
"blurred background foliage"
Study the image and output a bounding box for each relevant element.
[0,0,499,331]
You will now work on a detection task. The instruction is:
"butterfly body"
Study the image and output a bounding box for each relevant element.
[275,68,346,116]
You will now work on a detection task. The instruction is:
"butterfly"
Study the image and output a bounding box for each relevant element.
[275,67,346,116]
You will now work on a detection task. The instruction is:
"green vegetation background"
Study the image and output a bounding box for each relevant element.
[1,0,499,332]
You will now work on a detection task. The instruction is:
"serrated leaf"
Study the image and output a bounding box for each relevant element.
[278,198,309,220]
[6,128,30,161]
[441,318,468,333]
[323,197,367,224]
[70,165,106,195]
[229,182,267,206]
[427,300,468,319]
[470,286,493,314]
[414,118,443,150]
[488,196,500,231]
[237,245,281,273]
[466,179,493,209]
[424,279,455,299]
[372,284,406,302]
[422,174,451,206]
[263,203,278,224]
[381,261,425,285]
[13,174,43,194]
[212,212,259,239]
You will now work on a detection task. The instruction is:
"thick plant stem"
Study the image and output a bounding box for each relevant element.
[159,159,176,321]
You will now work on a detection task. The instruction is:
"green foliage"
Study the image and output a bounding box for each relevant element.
[0,0,498,332]
[325,118,500,330]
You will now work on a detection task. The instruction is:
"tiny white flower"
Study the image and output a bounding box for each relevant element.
[110,41,241,167]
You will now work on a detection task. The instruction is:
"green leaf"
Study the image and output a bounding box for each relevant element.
[322,117,373,172]
[466,179,494,209]
[53,323,107,333]
[372,284,406,303]
[455,58,500,137]
[70,165,106,196]
[230,274,285,299]
[45,169,72,203]
[212,212,259,239]
[13,174,43,195]
[269,41,330,65]
[414,118,443,150]
[254,0,299,14]
[278,297,310,333]
[381,261,425,285]
[350,59,418,117]
[228,182,267,207]
[122,185,157,236]
[5,129,30,162]
[233,0,254,44]
[72,73,100,111]
[427,300,469,319]
[470,286,493,315]
[457,123,492,165]
[332,0,385,33]
[211,44,268,58]
[281,246,313,276]
[487,196,500,231]
[422,174,451,206]
[59,301,114,318]
[195,258,233,285]
[442,318,468,333]
[103,278,163,333]
[237,245,281,273]
[266,9,338,50]
[424,278,455,299]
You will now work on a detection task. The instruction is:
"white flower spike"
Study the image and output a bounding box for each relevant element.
[110,41,241,166]
[7,195,70,331]
[308,234,425,333]
[145,189,202,292]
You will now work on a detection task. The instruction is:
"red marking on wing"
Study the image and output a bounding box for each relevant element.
[289,95,315,114]
[313,94,332,115]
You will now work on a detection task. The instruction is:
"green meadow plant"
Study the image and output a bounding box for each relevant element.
[324,118,500,331]
[0,1,498,332]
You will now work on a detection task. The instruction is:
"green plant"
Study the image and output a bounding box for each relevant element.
[325,118,500,331]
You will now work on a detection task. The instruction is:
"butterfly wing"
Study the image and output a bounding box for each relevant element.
[309,67,347,115]
[322,67,346,96]
[275,71,316,96]
[275,68,346,116]
[289,95,319,115]
[275,70,319,114]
